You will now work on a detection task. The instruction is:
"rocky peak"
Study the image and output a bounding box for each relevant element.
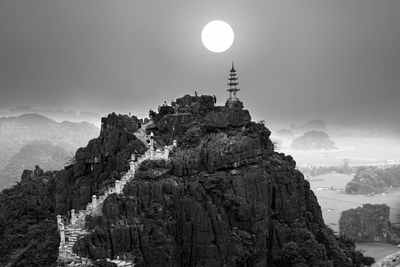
[148,94,251,148]
[0,94,370,266]
[174,94,215,115]
[100,112,140,133]
[69,95,367,266]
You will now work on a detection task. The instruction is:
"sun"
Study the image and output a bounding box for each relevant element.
[201,20,234,53]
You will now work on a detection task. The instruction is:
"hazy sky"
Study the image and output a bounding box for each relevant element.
[0,0,399,127]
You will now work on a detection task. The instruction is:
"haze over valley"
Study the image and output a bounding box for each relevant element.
[1,0,400,266]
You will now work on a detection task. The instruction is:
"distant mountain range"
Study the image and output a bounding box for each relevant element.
[0,106,101,126]
[291,130,337,150]
[274,118,400,142]
[0,140,71,189]
[290,119,328,134]
[0,113,99,189]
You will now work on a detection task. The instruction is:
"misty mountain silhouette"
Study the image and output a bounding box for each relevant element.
[291,130,337,150]
[0,140,71,189]
[0,113,98,182]
[291,119,328,134]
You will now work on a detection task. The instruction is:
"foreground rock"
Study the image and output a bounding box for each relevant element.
[72,95,367,266]
[55,112,147,216]
[0,166,59,266]
[0,94,371,266]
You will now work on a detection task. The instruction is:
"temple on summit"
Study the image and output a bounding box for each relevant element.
[225,62,244,109]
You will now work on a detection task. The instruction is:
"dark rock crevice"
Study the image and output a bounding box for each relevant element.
[0,94,371,266]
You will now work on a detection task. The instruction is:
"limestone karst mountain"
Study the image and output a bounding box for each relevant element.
[345,165,400,195]
[275,128,295,140]
[0,113,99,176]
[0,95,370,266]
[8,106,101,126]
[291,130,337,150]
[291,119,328,134]
[339,204,400,245]
[0,140,72,190]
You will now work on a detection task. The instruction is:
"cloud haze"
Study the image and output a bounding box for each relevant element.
[0,0,399,128]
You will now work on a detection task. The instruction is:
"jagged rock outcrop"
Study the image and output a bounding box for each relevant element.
[70,95,366,267]
[55,113,147,215]
[0,166,59,266]
[291,130,336,150]
[0,94,370,266]
[339,204,399,243]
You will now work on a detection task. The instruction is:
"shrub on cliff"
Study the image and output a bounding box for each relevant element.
[277,228,328,266]
[0,170,59,266]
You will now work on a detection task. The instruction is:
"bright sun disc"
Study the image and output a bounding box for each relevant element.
[201,20,234,53]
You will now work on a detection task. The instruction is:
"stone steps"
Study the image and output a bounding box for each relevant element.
[134,123,151,146]
[58,131,174,266]
[108,259,136,267]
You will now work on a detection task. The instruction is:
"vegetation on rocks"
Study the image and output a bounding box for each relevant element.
[345,165,400,194]
[339,204,399,244]
[0,95,371,266]
[0,167,59,266]
[72,95,367,266]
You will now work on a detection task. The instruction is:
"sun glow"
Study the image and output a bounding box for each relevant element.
[201,20,234,53]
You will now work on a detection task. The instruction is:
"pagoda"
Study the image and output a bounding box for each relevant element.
[225,62,244,109]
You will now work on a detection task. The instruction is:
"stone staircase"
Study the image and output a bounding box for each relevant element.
[57,168,141,266]
[134,124,150,147]
[57,128,176,266]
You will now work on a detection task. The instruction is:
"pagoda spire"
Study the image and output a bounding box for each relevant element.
[227,62,240,99]
[225,62,244,109]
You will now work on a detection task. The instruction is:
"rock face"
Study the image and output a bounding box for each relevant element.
[55,112,147,215]
[291,130,336,150]
[70,95,365,267]
[345,165,400,195]
[0,94,369,266]
[339,204,399,243]
[0,166,59,266]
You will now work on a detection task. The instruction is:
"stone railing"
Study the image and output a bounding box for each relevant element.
[56,136,177,266]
